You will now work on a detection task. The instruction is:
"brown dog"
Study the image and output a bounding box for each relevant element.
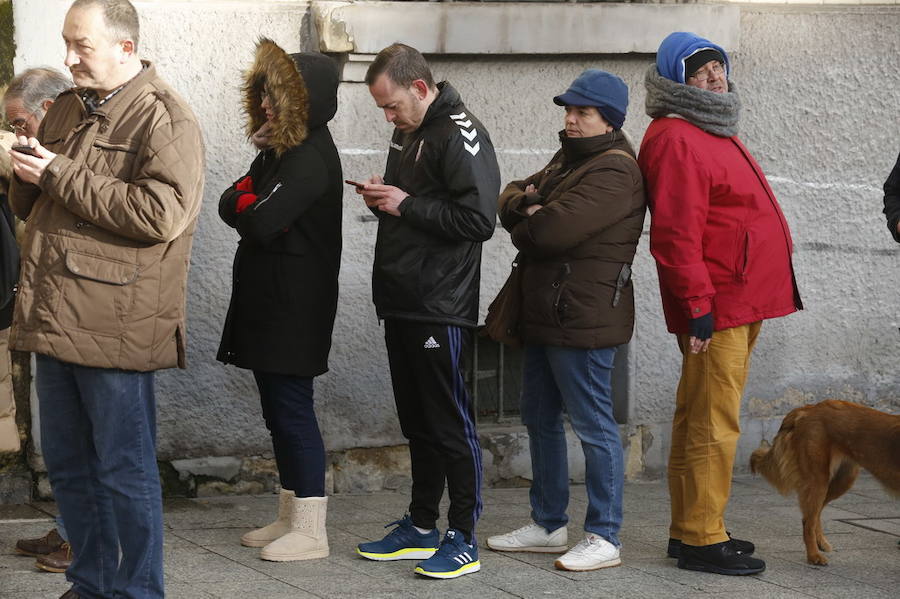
[750,400,900,565]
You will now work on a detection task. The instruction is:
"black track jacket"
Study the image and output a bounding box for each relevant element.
[373,82,500,327]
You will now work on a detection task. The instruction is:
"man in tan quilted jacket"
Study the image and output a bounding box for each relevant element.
[8,1,204,597]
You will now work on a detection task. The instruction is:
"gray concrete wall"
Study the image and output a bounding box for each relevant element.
[9,1,900,492]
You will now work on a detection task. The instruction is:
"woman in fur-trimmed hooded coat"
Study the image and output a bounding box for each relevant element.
[217,39,341,562]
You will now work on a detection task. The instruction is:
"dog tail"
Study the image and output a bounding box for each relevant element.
[749,440,770,475]
[750,410,803,496]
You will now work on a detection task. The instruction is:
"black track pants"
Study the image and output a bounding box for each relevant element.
[384,319,483,543]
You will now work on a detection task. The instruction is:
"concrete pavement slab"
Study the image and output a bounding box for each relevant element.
[0,475,897,598]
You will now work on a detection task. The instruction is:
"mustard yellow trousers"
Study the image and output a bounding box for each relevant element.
[668,321,761,546]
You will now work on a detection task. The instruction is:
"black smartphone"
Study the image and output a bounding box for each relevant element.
[11,145,39,157]
[344,179,366,188]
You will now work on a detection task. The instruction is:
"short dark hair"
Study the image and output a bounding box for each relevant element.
[71,0,141,52]
[3,67,72,115]
[365,43,435,89]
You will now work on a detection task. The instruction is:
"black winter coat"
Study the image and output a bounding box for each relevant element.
[882,150,900,243]
[373,82,500,327]
[218,44,342,377]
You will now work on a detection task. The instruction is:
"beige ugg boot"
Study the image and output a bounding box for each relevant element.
[260,496,329,561]
[241,489,294,547]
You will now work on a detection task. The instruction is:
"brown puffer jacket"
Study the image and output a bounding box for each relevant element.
[498,130,646,349]
[9,62,205,371]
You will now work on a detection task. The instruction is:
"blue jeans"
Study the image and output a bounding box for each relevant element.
[37,355,163,599]
[253,371,325,497]
[56,514,68,542]
[520,345,623,547]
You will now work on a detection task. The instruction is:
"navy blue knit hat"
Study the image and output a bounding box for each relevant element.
[553,69,628,130]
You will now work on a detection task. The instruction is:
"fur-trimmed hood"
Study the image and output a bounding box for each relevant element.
[243,39,339,156]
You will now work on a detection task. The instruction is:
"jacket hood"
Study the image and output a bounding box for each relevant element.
[243,39,339,156]
[656,32,730,85]
[419,81,461,129]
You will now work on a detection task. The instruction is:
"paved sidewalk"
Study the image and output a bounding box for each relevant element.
[1,475,898,598]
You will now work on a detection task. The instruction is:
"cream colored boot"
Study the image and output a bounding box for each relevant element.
[260,496,329,562]
[241,489,294,547]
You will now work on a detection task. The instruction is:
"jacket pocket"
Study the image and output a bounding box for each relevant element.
[611,263,632,308]
[551,263,572,327]
[91,139,139,179]
[57,250,139,336]
[735,230,750,282]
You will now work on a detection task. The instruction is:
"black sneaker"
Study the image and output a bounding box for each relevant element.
[677,540,765,576]
[667,532,755,558]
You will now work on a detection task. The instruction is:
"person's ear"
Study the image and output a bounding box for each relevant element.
[41,99,54,112]
[411,79,429,100]
[120,39,135,61]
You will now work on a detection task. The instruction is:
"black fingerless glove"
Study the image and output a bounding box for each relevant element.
[689,312,713,340]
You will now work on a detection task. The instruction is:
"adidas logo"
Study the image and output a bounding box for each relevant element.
[452,551,474,565]
[423,336,441,349]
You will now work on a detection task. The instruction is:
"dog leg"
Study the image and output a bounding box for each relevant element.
[798,480,830,565]
[816,461,859,553]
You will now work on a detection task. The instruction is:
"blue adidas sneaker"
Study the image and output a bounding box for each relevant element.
[357,515,439,561]
[414,529,481,579]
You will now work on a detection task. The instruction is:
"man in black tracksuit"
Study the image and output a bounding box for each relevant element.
[354,44,500,579]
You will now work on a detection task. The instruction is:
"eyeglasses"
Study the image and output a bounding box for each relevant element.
[4,120,26,134]
[687,62,725,81]
[3,111,36,135]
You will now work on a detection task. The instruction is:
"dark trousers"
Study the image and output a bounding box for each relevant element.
[384,320,483,543]
[253,371,325,497]
[37,355,163,599]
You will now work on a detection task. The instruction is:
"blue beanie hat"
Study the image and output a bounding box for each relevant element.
[553,69,628,130]
[656,32,730,84]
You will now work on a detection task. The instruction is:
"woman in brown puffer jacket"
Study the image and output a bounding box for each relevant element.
[486,70,646,572]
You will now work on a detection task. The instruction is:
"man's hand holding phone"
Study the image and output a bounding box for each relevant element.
[9,136,56,185]
[351,174,407,217]
[351,175,386,208]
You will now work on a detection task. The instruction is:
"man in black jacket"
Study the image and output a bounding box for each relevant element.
[883,150,900,243]
[354,43,500,580]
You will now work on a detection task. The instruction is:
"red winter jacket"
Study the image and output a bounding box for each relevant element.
[638,117,801,334]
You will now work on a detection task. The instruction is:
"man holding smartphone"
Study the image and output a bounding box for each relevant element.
[7,1,204,598]
[353,43,500,579]
[3,66,76,575]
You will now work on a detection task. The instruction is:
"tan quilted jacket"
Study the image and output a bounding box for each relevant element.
[8,63,205,371]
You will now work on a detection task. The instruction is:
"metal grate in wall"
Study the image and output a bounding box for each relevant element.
[467,334,524,423]
[465,335,631,425]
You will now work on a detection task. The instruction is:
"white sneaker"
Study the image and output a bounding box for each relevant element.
[554,533,621,571]
[486,522,568,553]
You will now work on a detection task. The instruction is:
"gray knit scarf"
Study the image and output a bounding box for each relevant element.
[644,64,741,138]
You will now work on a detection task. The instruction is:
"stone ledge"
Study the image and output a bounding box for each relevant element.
[313,1,741,55]
[720,0,898,4]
